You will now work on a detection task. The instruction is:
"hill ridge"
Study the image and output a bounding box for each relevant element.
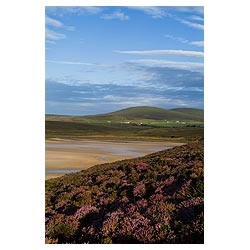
[87,106,203,122]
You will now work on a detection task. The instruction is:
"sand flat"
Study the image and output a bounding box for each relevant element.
[45,139,183,179]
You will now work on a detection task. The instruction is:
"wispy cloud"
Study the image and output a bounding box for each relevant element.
[128,59,204,72]
[101,10,130,21]
[128,7,168,19]
[45,16,63,27]
[45,15,66,42]
[45,28,65,41]
[171,7,204,15]
[164,34,189,44]
[66,26,76,31]
[164,35,204,47]
[46,60,95,66]
[114,49,204,58]
[189,41,204,47]
[189,15,204,22]
[177,18,204,30]
[46,6,103,16]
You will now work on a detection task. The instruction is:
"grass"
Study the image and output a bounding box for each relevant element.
[45,106,204,142]
[46,120,203,142]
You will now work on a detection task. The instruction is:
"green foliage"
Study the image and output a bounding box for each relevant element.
[45,106,204,141]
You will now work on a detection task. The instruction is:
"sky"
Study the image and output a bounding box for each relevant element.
[45,6,204,115]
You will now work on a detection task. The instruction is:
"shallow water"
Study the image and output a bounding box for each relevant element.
[46,169,80,174]
[46,140,177,178]
[46,142,171,157]
[100,157,109,161]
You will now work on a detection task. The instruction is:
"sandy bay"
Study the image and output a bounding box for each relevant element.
[45,139,183,180]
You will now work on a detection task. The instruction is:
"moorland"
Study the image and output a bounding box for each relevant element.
[45,106,204,243]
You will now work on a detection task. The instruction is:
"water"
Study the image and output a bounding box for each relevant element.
[46,142,171,157]
[45,169,80,174]
[100,157,109,161]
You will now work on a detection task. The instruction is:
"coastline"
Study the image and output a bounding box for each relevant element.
[45,139,184,180]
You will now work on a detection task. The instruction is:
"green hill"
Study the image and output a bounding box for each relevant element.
[170,108,204,121]
[86,106,204,122]
[45,141,204,244]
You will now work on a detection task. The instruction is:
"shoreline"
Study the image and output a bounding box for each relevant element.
[45,139,184,180]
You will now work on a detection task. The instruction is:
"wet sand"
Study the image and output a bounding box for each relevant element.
[45,139,183,180]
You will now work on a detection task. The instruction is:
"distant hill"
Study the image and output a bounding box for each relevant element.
[45,141,204,244]
[87,106,204,122]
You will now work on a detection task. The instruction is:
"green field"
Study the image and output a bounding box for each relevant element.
[46,106,204,142]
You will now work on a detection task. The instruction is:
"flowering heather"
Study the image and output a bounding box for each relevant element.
[45,141,204,244]
[74,205,98,219]
[136,162,149,172]
[133,182,146,197]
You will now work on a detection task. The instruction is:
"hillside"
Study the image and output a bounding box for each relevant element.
[170,108,204,121]
[87,106,204,122]
[45,141,204,244]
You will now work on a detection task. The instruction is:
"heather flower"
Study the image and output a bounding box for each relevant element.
[136,199,148,209]
[146,201,174,224]
[102,210,124,237]
[118,214,154,243]
[149,193,165,203]
[45,141,204,244]
[125,204,137,214]
[99,196,113,205]
[133,182,146,197]
[120,196,129,203]
[163,176,175,186]
[46,215,79,243]
[177,197,203,210]
[178,179,192,196]
[45,237,58,244]
[190,172,198,178]
[176,197,204,222]
[74,205,98,219]
[136,162,149,172]
[154,223,176,243]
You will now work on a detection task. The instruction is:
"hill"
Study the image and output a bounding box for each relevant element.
[170,108,204,121]
[45,141,204,244]
[87,106,204,122]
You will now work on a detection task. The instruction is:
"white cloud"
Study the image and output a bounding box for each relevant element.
[45,15,66,42]
[128,6,168,19]
[189,15,204,22]
[114,49,204,58]
[164,35,204,48]
[189,41,204,47]
[172,7,204,15]
[46,60,95,66]
[45,16,63,27]
[46,7,103,16]
[164,34,189,44]
[177,18,204,30]
[101,10,129,21]
[66,26,76,31]
[128,59,204,72]
[45,28,65,40]
[102,94,191,108]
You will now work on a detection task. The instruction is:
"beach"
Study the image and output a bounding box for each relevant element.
[45,139,183,180]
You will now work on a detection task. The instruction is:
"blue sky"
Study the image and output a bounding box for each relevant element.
[45,6,204,115]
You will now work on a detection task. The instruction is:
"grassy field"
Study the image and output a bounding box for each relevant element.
[46,120,203,142]
[45,106,204,142]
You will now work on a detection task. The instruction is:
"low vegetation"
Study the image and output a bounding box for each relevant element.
[46,107,204,141]
[45,141,204,244]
